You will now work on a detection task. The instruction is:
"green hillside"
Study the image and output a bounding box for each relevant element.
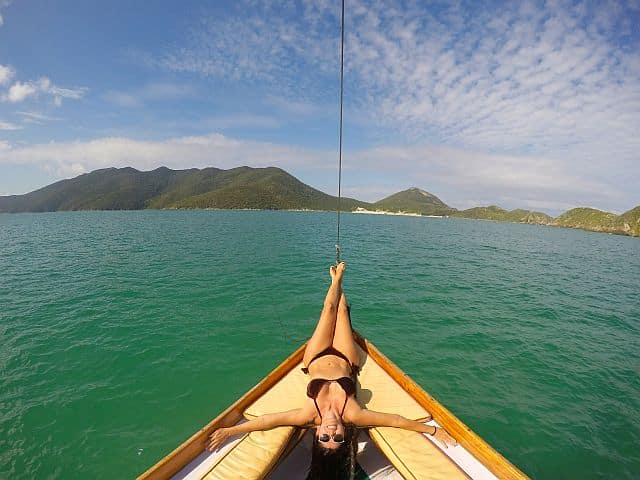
[452,205,552,224]
[0,166,194,212]
[0,166,369,213]
[552,207,640,236]
[620,206,640,236]
[1,166,637,238]
[451,204,639,237]
[373,188,456,215]
[164,167,367,211]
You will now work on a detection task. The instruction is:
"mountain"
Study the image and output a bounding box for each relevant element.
[372,188,456,215]
[147,166,369,211]
[552,207,640,236]
[0,166,191,212]
[452,206,553,224]
[620,206,640,236]
[1,166,637,238]
[0,166,370,213]
[451,204,639,237]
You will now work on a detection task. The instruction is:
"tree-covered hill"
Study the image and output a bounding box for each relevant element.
[450,204,639,237]
[1,166,637,238]
[553,207,640,236]
[160,167,368,211]
[452,205,553,224]
[0,166,369,213]
[372,188,456,215]
[620,206,640,236]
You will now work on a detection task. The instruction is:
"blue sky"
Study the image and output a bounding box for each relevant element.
[0,0,638,214]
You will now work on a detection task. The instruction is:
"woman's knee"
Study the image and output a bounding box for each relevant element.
[323,301,338,313]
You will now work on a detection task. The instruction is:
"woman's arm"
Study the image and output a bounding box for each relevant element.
[206,409,308,451]
[351,410,457,448]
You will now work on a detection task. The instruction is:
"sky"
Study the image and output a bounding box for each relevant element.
[0,0,639,214]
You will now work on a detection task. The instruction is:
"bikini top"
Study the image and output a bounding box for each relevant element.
[307,376,356,399]
[306,376,356,419]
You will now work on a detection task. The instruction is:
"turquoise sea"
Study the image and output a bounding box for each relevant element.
[1,210,639,479]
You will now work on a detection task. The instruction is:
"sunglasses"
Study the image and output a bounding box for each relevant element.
[318,433,345,443]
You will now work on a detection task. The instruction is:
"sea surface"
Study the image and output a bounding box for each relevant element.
[1,210,639,479]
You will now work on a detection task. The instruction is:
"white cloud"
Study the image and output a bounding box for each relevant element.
[50,85,88,100]
[153,0,639,213]
[346,143,617,212]
[0,132,327,181]
[0,119,21,130]
[343,0,640,168]
[0,64,15,85]
[17,111,62,124]
[157,3,338,100]
[2,1,637,213]
[104,82,196,108]
[46,80,87,106]
[38,77,51,91]
[0,0,10,26]
[3,82,38,102]
[1,75,88,105]
[0,131,632,213]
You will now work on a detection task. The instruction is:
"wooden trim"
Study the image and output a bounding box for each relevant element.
[353,330,530,480]
[139,332,530,480]
[136,343,307,480]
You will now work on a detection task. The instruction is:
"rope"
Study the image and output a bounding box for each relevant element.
[336,0,345,265]
[276,313,289,344]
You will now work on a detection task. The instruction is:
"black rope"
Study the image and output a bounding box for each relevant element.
[276,313,289,345]
[336,0,345,265]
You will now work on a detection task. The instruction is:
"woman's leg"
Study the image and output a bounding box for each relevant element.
[331,291,360,367]
[303,264,345,367]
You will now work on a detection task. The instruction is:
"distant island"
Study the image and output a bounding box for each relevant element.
[0,166,638,238]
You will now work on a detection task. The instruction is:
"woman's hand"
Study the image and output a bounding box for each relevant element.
[432,427,458,448]
[206,427,231,452]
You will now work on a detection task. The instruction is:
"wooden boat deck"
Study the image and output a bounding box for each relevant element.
[137,332,529,480]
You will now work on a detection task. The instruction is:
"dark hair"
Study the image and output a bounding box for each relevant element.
[305,425,358,480]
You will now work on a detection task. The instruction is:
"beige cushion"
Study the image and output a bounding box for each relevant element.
[244,362,308,418]
[231,344,437,479]
[356,346,430,421]
[203,362,306,479]
[202,427,295,480]
[369,428,469,480]
[358,345,468,479]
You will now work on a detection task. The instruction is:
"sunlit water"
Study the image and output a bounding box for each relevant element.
[1,210,638,479]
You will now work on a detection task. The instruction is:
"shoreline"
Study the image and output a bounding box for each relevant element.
[1,207,637,238]
[352,207,446,218]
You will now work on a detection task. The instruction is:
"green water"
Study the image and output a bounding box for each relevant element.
[1,210,639,479]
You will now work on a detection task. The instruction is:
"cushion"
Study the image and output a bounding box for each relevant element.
[368,427,469,480]
[202,427,295,480]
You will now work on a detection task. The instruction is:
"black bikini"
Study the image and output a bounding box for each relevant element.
[302,346,360,419]
[301,346,360,375]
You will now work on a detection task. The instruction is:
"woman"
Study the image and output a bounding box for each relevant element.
[207,262,457,478]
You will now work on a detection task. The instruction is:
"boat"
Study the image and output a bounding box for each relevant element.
[137,331,529,480]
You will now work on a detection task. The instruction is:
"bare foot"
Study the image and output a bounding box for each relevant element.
[330,262,346,284]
